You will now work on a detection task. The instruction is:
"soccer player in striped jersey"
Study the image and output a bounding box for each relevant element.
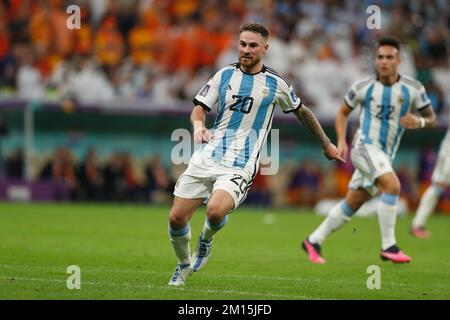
[167,22,344,285]
[411,114,450,239]
[303,37,436,264]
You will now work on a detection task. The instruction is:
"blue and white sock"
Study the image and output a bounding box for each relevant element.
[377,193,399,250]
[169,224,191,265]
[309,200,354,245]
[200,215,229,241]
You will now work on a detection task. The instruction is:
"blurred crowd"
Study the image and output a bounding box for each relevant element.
[1,146,177,202]
[1,143,450,213]
[0,0,449,117]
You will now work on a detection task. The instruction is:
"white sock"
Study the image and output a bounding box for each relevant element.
[412,184,443,228]
[377,193,398,250]
[309,200,353,245]
[169,224,191,265]
[201,215,228,241]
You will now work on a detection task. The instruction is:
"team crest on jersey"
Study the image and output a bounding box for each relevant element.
[399,95,404,105]
[262,86,270,96]
[347,89,356,101]
[290,89,298,102]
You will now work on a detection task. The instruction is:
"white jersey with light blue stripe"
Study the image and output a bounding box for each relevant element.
[344,75,431,161]
[192,63,301,179]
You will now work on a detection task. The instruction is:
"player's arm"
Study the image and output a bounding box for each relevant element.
[294,105,346,162]
[190,105,212,144]
[335,103,353,159]
[399,104,436,129]
[191,70,221,144]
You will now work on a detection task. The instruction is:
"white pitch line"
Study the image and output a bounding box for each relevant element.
[0,275,314,299]
[1,263,449,291]
[0,263,350,285]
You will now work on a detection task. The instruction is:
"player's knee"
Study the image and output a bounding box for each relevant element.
[383,180,401,195]
[377,174,401,195]
[346,198,364,211]
[168,210,189,229]
[206,203,226,225]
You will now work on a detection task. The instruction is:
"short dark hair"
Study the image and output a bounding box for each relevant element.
[377,37,400,51]
[239,22,269,39]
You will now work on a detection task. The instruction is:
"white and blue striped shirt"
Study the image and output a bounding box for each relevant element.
[345,74,431,161]
[193,63,301,179]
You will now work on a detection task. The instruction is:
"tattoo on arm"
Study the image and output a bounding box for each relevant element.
[295,106,330,147]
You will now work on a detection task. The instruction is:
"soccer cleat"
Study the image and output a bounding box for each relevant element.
[191,237,213,272]
[302,238,325,264]
[168,263,192,286]
[380,245,412,263]
[410,226,431,239]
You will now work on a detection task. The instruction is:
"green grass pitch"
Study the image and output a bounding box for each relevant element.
[0,202,449,300]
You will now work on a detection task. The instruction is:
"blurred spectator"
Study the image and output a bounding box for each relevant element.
[437,187,450,214]
[145,155,175,202]
[76,148,103,201]
[0,113,8,179]
[286,159,325,208]
[102,152,145,202]
[16,49,44,100]
[245,168,272,207]
[122,152,145,201]
[0,17,9,63]
[332,159,353,198]
[94,16,125,68]
[417,146,437,196]
[71,5,93,56]
[4,148,24,180]
[128,15,157,67]
[40,147,78,199]
[102,152,125,201]
[62,55,115,103]
[397,163,417,210]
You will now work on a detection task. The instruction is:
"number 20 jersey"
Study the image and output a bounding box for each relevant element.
[344,74,431,161]
[192,63,301,178]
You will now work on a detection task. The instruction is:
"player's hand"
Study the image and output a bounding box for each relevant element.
[323,142,346,163]
[400,113,421,129]
[337,140,349,160]
[194,127,213,144]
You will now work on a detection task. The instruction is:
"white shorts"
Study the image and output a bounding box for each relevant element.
[432,131,450,184]
[348,143,394,196]
[173,155,252,210]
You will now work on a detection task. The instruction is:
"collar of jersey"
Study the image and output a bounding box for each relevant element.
[235,63,267,75]
[376,73,402,86]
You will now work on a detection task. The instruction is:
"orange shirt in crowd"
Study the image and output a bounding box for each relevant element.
[29,9,53,52]
[94,18,125,67]
[171,25,201,72]
[129,24,157,66]
[49,7,72,56]
[0,25,8,60]
[53,163,77,188]
[168,0,199,20]
[72,24,92,55]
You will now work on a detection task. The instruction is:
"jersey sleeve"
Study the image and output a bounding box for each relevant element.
[277,80,302,113]
[193,70,221,112]
[413,85,432,110]
[343,81,362,109]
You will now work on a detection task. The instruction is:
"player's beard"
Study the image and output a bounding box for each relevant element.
[239,55,261,70]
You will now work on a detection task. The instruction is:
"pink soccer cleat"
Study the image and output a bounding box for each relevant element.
[410,226,431,239]
[302,239,326,264]
[380,245,412,263]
